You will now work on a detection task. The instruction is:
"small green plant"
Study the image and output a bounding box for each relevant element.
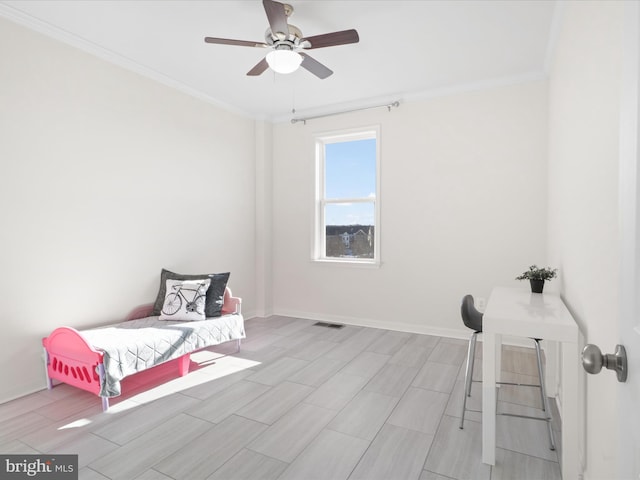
[516,265,558,281]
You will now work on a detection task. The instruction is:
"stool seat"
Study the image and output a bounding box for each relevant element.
[459,294,555,451]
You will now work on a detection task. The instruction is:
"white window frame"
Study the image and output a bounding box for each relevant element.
[313,125,381,265]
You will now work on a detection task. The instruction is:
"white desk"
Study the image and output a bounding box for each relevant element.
[482,287,580,479]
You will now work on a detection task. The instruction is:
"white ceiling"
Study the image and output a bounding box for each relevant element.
[0,0,557,122]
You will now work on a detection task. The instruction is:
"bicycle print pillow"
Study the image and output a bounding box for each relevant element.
[152,269,231,317]
[159,278,211,321]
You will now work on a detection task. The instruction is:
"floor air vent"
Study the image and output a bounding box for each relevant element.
[313,321,345,329]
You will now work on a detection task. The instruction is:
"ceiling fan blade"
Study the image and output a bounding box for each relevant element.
[302,29,359,49]
[204,37,268,48]
[247,57,270,76]
[300,53,333,79]
[263,0,289,37]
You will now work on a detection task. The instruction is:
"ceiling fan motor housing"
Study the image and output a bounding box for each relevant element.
[265,24,303,46]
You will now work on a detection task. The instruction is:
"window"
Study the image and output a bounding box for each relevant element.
[314,127,380,264]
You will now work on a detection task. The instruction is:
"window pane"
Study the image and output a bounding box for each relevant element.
[325,203,375,259]
[325,138,376,199]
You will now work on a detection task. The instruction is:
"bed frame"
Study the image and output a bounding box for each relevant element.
[42,287,242,411]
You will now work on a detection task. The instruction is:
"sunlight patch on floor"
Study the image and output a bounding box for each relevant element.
[109,355,261,412]
[57,418,92,430]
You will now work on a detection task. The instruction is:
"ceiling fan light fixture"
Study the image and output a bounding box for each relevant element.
[266,49,302,74]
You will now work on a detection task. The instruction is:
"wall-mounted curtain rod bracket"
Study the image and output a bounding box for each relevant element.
[291,100,400,125]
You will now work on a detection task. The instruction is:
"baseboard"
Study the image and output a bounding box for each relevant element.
[272,308,536,349]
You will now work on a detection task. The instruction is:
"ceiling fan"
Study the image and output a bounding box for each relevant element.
[204,0,359,79]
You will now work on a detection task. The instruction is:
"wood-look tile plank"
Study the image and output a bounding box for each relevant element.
[93,392,199,445]
[237,381,314,424]
[79,468,110,480]
[0,391,57,423]
[387,387,449,435]
[340,351,390,380]
[133,469,174,480]
[0,439,39,454]
[496,402,558,462]
[324,328,386,362]
[207,448,288,480]
[239,333,287,352]
[388,343,433,368]
[412,361,460,394]
[427,342,468,366]
[444,378,482,423]
[309,324,361,343]
[419,471,453,480]
[437,337,468,346]
[304,372,369,411]
[349,424,434,480]
[20,410,111,453]
[180,369,254,400]
[271,331,318,349]
[246,357,309,385]
[288,339,341,361]
[492,448,561,480]
[496,371,545,409]
[405,334,440,350]
[233,345,289,366]
[154,415,268,480]
[288,357,346,387]
[423,415,491,480]
[269,318,317,336]
[88,413,210,480]
[279,429,369,480]
[363,363,419,397]
[247,403,336,463]
[501,346,540,376]
[0,411,52,445]
[366,330,412,355]
[186,380,271,423]
[34,390,103,422]
[48,433,119,469]
[328,390,399,441]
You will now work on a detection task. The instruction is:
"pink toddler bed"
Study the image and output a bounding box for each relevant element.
[42,287,244,411]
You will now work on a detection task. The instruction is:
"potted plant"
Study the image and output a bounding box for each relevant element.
[516,265,558,293]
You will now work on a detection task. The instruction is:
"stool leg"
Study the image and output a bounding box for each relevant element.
[460,331,478,429]
[533,340,546,411]
[467,332,478,397]
[534,339,556,451]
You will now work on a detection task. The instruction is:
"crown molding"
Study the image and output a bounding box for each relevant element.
[0,3,256,120]
[272,71,547,124]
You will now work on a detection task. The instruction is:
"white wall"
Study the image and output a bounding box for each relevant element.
[271,81,549,336]
[255,119,274,317]
[0,17,257,403]
[547,1,623,478]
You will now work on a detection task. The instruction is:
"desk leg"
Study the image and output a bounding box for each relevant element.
[545,340,559,398]
[562,341,579,479]
[482,331,497,465]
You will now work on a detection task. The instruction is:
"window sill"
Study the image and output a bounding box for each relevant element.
[311,258,381,269]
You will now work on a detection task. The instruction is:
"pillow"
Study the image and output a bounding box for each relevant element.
[159,279,210,321]
[152,269,230,317]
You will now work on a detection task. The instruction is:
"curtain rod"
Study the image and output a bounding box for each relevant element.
[290,100,400,125]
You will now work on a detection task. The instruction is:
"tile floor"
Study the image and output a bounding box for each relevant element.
[0,315,563,480]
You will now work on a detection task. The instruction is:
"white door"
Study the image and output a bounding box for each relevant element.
[618,3,640,477]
